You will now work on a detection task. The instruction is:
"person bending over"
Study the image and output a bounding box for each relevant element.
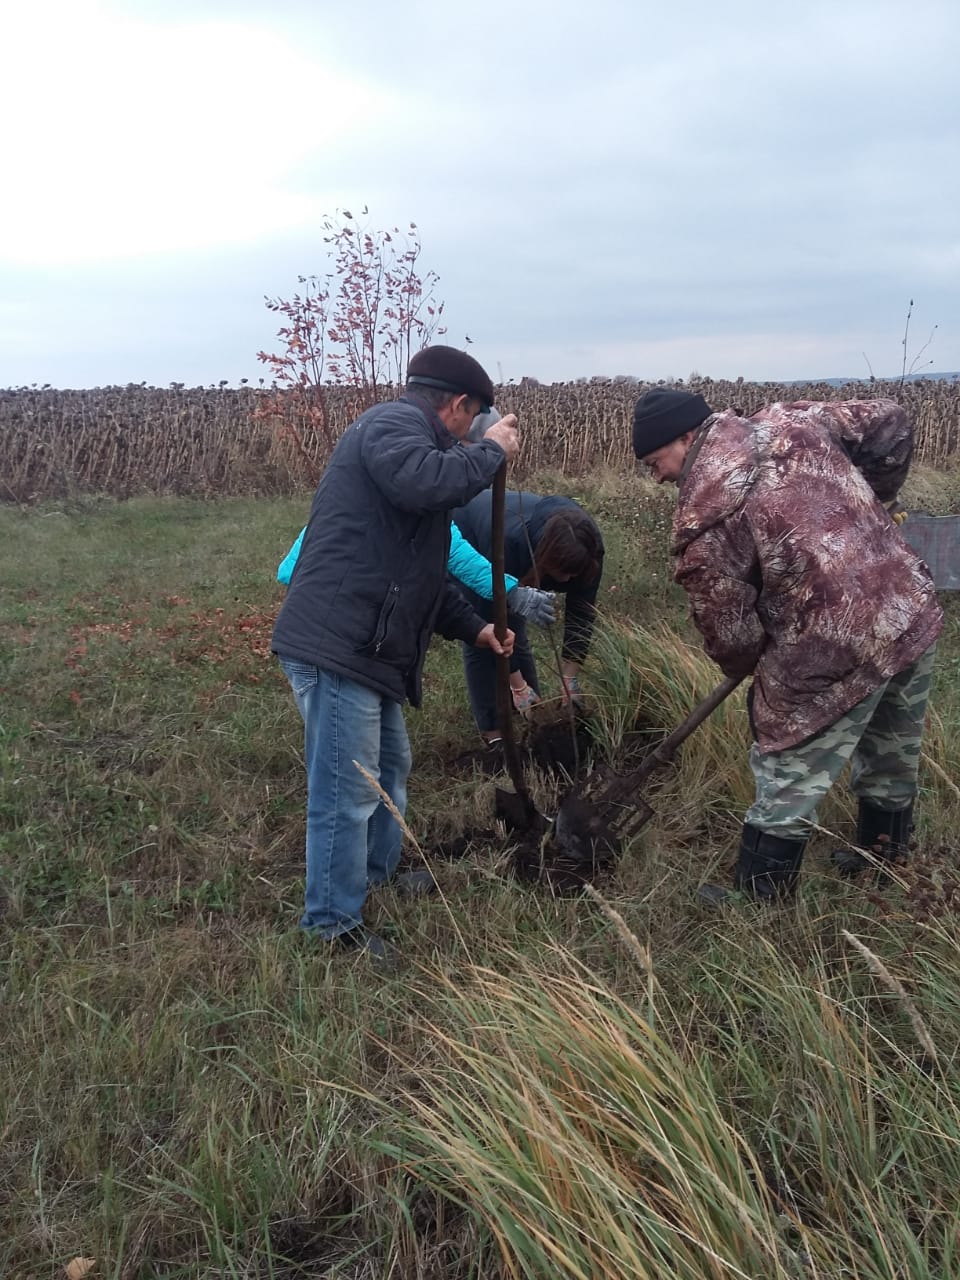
[631,387,942,905]
[452,488,604,745]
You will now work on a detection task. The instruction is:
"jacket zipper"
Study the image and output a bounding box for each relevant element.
[374,584,401,654]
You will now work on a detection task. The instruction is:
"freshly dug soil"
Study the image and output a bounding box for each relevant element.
[431,714,649,892]
[432,714,960,899]
[448,716,595,781]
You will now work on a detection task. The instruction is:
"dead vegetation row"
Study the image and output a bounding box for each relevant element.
[2,376,958,502]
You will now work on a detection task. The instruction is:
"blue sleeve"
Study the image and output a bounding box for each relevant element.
[447,523,518,599]
[277,528,306,585]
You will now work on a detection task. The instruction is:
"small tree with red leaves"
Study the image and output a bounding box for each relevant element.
[257,208,446,484]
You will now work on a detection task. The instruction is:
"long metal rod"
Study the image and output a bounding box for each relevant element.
[491,462,537,822]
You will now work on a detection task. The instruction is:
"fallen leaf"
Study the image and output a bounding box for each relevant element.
[64,1258,96,1280]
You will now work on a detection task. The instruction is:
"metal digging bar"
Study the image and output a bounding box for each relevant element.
[489,461,547,834]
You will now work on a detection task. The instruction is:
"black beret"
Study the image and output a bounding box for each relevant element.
[632,389,712,458]
[406,345,495,411]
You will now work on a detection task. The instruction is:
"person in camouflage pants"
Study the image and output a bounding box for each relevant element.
[631,389,943,904]
[747,647,936,869]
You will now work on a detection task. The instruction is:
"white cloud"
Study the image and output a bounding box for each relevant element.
[1,0,383,263]
[1,0,958,385]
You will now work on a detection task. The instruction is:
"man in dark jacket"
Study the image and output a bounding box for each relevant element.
[272,347,519,955]
[631,388,943,904]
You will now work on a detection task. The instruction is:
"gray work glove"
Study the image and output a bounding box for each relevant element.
[507,585,557,626]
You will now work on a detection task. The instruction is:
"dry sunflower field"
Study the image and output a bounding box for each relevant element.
[2,375,960,501]
[2,380,960,1277]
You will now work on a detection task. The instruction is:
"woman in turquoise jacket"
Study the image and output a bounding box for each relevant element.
[278,526,556,731]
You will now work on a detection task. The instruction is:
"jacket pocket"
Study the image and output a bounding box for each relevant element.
[357,583,402,657]
[408,516,428,553]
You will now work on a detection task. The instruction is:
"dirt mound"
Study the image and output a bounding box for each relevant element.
[431,713,631,892]
[447,715,595,781]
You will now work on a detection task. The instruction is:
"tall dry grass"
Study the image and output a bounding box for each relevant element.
[369,930,960,1280]
[582,614,960,852]
[585,618,755,820]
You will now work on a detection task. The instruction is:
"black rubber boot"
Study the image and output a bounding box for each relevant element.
[832,800,913,878]
[390,868,438,896]
[699,824,806,906]
[333,926,397,964]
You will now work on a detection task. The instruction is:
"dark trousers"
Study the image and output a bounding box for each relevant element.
[458,586,540,733]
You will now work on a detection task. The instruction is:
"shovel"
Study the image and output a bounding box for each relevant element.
[485,462,745,872]
[544,674,746,875]
[592,674,745,836]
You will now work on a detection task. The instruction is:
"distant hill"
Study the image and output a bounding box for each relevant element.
[789,371,960,387]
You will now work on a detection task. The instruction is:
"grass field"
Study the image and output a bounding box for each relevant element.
[2,469,960,1278]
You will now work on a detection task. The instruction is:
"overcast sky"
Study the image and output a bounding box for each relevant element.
[2,0,958,388]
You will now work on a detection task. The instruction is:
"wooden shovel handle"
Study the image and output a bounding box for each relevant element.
[491,462,510,646]
[601,675,745,808]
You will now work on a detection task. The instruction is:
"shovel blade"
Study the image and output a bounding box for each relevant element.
[553,792,620,869]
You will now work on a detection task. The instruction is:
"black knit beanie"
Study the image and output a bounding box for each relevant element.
[632,389,712,459]
[406,346,495,411]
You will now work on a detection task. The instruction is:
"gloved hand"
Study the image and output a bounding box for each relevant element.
[560,673,584,707]
[511,681,541,717]
[885,497,908,527]
[507,585,557,626]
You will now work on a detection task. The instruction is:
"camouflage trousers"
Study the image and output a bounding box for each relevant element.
[744,646,937,840]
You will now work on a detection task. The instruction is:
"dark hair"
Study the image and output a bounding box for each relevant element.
[522,509,602,588]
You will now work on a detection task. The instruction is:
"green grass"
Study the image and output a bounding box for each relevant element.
[2,474,960,1277]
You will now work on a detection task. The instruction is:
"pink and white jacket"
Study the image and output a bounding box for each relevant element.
[672,399,943,753]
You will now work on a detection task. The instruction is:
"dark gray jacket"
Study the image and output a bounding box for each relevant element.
[272,395,505,705]
[454,490,604,663]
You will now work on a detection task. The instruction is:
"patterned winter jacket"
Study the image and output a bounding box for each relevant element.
[672,399,943,754]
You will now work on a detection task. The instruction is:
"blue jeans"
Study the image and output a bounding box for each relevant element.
[279,659,412,938]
